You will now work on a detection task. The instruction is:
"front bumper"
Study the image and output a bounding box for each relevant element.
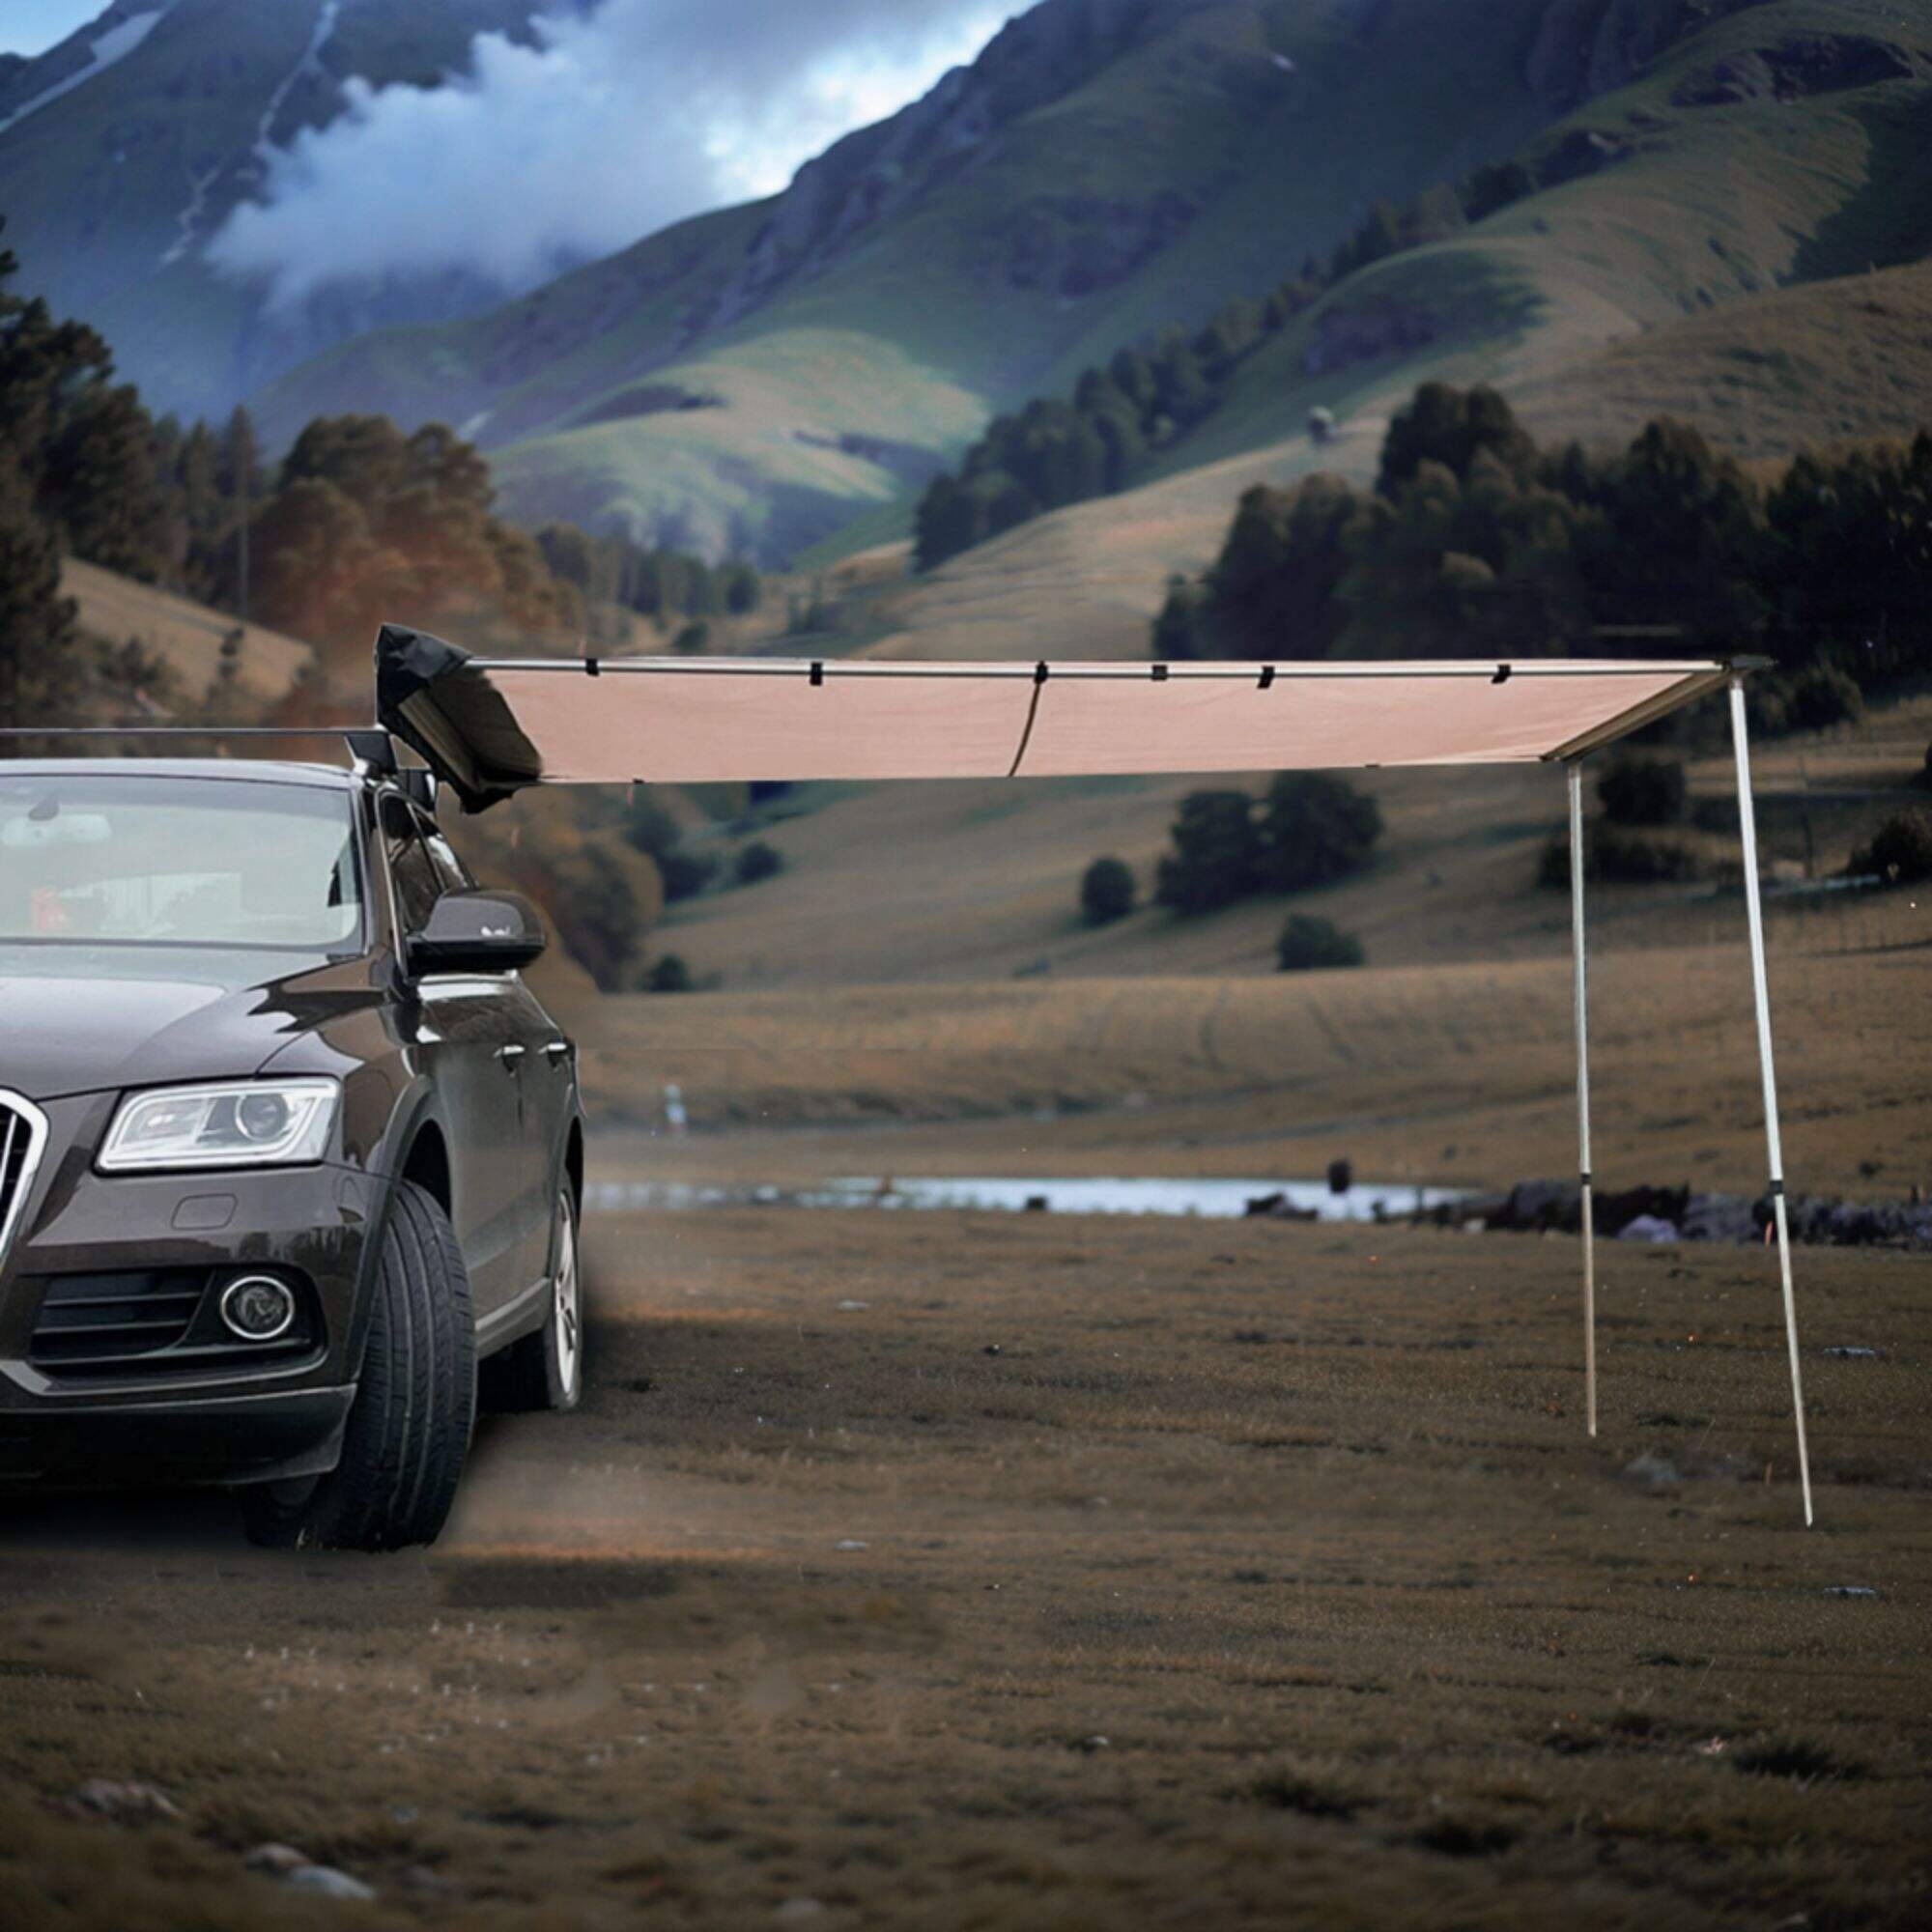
[0,1384,355,1486]
[0,1092,386,1488]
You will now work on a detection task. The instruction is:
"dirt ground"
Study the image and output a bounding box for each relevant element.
[4,1175,1929,1929]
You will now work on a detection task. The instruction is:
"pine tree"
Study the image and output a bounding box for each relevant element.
[0,444,82,724]
[0,238,167,582]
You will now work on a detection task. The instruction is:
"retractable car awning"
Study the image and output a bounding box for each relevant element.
[375,625,1733,812]
[372,623,1813,1526]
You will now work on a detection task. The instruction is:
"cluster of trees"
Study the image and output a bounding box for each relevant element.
[624,790,720,902]
[441,787,666,995]
[734,839,785,886]
[1081,856,1136,926]
[153,410,265,612]
[1535,750,1707,887]
[915,309,1281,572]
[1540,736,1932,895]
[1154,774,1383,914]
[1597,754,1687,827]
[1538,815,1704,890]
[1077,776,1376,970]
[913,179,1483,572]
[1156,384,1932,742]
[0,223,753,720]
[175,412,743,659]
[1548,750,1710,886]
[234,413,578,652]
[1077,776,1379,924]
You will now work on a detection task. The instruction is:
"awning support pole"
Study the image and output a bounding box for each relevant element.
[1728,677,1814,1525]
[1567,761,1597,1437]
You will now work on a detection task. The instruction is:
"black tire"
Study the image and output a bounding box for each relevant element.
[241,1181,475,1552]
[479,1183,583,1414]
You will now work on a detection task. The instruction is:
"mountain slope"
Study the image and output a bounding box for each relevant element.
[0,0,550,421]
[841,0,1932,659]
[254,0,1587,559]
[254,0,1932,569]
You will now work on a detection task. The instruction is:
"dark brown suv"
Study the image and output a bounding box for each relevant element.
[0,749,583,1549]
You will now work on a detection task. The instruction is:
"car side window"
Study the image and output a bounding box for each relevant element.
[381,796,441,935]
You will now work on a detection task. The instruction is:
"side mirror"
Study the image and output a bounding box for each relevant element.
[407,889,548,977]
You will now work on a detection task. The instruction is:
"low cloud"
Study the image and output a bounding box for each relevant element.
[208,0,1007,311]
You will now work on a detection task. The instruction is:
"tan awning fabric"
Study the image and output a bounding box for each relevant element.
[375,629,1735,810]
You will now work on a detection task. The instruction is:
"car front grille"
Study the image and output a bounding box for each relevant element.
[0,1092,50,1272]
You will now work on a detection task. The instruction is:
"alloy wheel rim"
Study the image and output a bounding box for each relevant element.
[553,1194,582,1395]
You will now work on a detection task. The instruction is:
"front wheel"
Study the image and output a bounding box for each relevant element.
[241,1180,476,1552]
[479,1183,583,1413]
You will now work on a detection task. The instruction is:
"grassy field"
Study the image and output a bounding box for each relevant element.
[4,1194,1927,1927]
[1507,259,1932,460]
[10,9,1932,1922]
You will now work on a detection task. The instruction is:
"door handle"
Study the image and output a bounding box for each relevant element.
[545,1040,571,1061]
[497,1044,527,1066]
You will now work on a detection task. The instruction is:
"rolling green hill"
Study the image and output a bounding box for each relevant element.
[252,0,1932,567]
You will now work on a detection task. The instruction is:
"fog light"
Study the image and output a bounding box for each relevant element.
[219,1276,297,1342]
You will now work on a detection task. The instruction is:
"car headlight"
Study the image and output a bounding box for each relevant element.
[99,1080,340,1172]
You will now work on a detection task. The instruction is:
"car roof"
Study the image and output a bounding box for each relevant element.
[0,758,363,790]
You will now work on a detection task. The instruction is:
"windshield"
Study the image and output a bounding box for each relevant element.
[0,775,363,955]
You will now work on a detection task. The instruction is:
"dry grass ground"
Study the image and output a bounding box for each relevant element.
[582,895,1932,1202]
[3,1199,1928,1928]
[61,559,315,709]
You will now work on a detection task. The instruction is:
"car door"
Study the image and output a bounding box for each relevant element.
[417,810,569,1296]
[380,794,525,1322]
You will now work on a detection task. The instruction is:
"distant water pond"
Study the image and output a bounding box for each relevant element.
[587,1175,1467,1225]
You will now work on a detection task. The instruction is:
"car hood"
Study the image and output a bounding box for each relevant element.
[0,948,385,1103]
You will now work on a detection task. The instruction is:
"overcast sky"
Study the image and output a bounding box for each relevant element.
[1,1,102,57]
[187,0,1012,308]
